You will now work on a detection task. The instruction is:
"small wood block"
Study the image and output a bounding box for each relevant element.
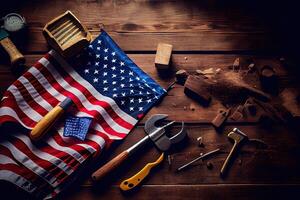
[229,105,244,121]
[155,43,173,69]
[184,75,211,106]
[232,58,240,71]
[211,108,231,128]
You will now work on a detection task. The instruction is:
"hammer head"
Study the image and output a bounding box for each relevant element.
[227,128,248,143]
[144,114,186,151]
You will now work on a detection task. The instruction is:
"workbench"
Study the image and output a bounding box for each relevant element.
[1,1,300,199]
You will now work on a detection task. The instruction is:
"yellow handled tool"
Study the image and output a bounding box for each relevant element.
[0,28,25,66]
[120,153,164,191]
[30,97,73,141]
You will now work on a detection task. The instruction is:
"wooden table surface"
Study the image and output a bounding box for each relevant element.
[1,1,300,199]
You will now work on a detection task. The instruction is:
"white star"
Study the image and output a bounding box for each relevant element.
[93,78,98,83]
[103,64,108,68]
[97,40,102,44]
[145,83,149,87]
[143,79,146,82]
[111,66,116,71]
[139,91,143,95]
[111,52,116,56]
[129,71,134,76]
[139,107,143,111]
[152,88,156,92]
[103,72,108,76]
[130,89,134,94]
[146,91,151,95]
[121,101,125,105]
[113,88,117,91]
[147,99,152,103]
[104,56,108,60]
[112,74,117,78]
[129,78,133,82]
[120,84,125,88]
[84,69,89,74]
[97,47,101,51]
[121,92,126,96]
[95,62,99,66]
[89,45,93,49]
[103,87,108,91]
[121,76,125,80]
[154,96,159,99]
[120,69,125,73]
[112,81,116,85]
[96,54,100,58]
[138,98,143,103]
[130,107,134,111]
[112,59,116,63]
[130,84,133,87]
[113,94,118,97]
[94,70,99,74]
[139,86,144,89]
[136,77,140,81]
[103,80,108,84]
[120,61,125,66]
[104,48,108,53]
[130,98,134,103]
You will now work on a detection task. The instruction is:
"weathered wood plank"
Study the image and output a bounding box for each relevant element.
[4,0,276,53]
[82,125,300,186]
[61,184,300,200]
[0,54,295,122]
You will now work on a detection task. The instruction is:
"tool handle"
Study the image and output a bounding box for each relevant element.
[0,37,25,66]
[220,142,238,176]
[92,150,129,182]
[120,153,164,191]
[30,105,65,141]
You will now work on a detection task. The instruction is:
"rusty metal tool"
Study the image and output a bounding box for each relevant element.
[92,114,187,181]
[177,148,220,171]
[220,128,267,177]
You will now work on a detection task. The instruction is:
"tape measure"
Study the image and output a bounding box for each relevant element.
[2,13,26,33]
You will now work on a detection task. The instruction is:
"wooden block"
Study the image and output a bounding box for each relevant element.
[155,43,173,69]
[184,75,211,106]
[211,108,231,128]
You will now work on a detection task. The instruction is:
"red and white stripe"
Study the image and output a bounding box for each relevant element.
[0,50,138,198]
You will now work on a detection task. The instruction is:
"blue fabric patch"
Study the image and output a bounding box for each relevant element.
[63,116,92,141]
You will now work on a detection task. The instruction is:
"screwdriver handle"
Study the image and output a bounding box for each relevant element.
[30,97,73,141]
[92,150,130,181]
[0,37,25,66]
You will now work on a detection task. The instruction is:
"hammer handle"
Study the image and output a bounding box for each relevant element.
[0,37,25,66]
[220,142,239,177]
[92,150,129,181]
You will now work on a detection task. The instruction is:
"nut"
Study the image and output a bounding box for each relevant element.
[175,69,189,85]
[206,161,213,169]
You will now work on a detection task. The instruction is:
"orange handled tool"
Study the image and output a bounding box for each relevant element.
[30,97,73,141]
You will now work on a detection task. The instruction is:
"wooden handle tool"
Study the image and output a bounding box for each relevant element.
[92,150,130,181]
[0,29,25,66]
[30,97,73,141]
[120,153,164,191]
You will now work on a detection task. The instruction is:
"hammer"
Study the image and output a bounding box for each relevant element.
[91,114,186,181]
[220,128,248,177]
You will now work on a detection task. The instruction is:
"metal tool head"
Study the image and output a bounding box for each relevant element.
[144,114,186,151]
[227,128,248,143]
[0,29,9,40]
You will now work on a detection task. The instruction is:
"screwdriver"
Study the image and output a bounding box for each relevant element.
[177,148,220,171]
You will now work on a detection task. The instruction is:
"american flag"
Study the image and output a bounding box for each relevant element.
[0,30,166,199]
